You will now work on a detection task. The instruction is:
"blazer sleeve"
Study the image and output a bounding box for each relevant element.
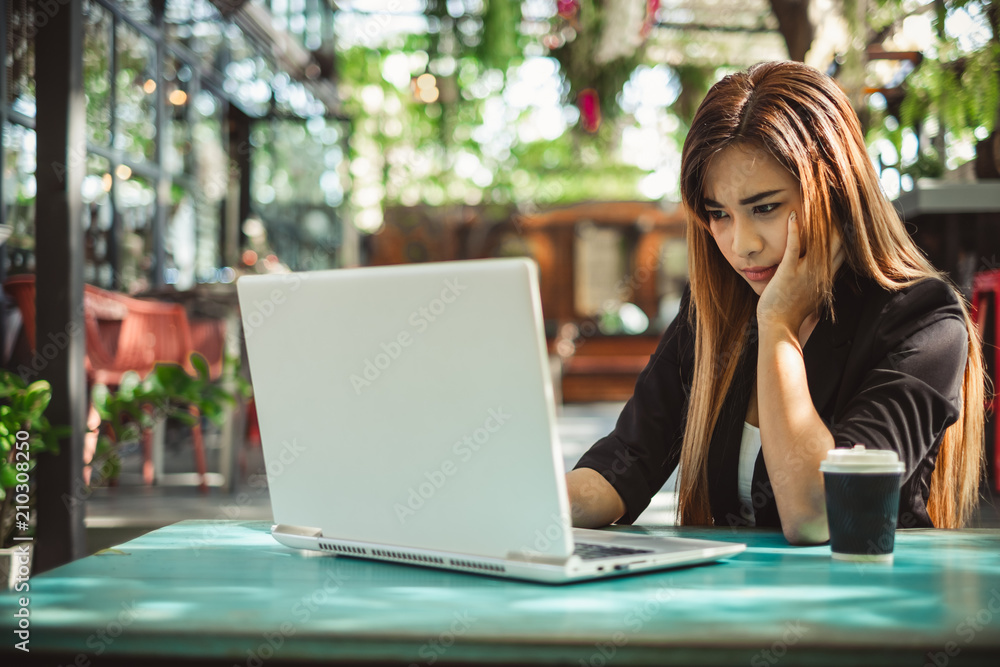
[572,285,695,524]
[830,278,968,482]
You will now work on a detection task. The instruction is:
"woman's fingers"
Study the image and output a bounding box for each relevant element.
[786,211,800,262]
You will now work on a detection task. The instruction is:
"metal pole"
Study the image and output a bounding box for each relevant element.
[34,0,88,571]
[151,0,167,288]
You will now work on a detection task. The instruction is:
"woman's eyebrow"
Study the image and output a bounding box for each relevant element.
[703,189,785,208]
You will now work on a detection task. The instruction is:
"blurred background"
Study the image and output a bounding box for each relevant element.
[1,0,999,570]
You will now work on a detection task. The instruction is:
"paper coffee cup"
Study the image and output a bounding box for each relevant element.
[820,445,905,563]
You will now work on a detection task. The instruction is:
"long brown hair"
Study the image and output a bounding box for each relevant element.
[677,61,985,528]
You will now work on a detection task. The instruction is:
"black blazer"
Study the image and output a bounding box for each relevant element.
[573,269,969,529]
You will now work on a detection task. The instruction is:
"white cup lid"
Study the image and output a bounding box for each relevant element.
[819,444,905,474]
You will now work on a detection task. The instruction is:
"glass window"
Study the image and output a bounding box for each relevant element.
[5,0,36,120]
[3,123,37,273]
[191,89,224,283]
[250,118,345,270]
[258,0,327,51]
[253,119,344,207]
[193,194,220,283]
[166,175,199,289]
[115,172,156,293]
[163,55,192,178]
[115,22,158,163]
[165,0,227,77]
[82,154,114,288]
[272,77,326,118]
[225,56,275,118]
[115,0,154,24]
[84,0,114,147]
[574,223,626,318]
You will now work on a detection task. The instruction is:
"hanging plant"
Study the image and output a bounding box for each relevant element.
[671,64,717,127]
[900,43,1000,144]
[640,0,661,39]
[548,0,656,131]
[475,0,523,72]
[863,0,1000,177]
[578,88,601,133]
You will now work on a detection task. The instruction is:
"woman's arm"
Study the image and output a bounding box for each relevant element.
[565,468,627,528]
[569,285,694,526]
[756,322,834,544]
[756,212,840,545]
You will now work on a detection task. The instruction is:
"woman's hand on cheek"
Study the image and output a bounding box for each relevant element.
[756,211,819,334]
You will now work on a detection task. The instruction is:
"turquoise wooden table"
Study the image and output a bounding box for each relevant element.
[2,520,999,666]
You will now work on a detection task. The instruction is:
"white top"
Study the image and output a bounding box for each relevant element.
[738,422,763,526]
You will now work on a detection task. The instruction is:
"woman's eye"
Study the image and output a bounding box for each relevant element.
[754,203,779,215]
[706,209,727,220]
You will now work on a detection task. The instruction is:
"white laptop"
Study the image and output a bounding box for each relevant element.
[236,257,745,584]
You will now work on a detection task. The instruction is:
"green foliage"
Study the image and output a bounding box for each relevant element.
[83,5,112,147]
[0,371,68,547]
[901,43,1000,141]
[846,0,1000,188]
[475,0,522,72]
[335,3,697,212]
[0,371,65,494]
[549,0,647,123]
[90,351,251,486]
[671,64,717,126]
[339,39,654,212]
[876,0,1000,176]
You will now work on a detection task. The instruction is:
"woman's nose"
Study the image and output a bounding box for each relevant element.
[731,216,763,258]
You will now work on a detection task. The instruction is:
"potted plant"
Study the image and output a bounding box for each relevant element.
[90,352,251,488]
[0,370,66,589]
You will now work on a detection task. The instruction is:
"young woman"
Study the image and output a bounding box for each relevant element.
[566,61,985,544]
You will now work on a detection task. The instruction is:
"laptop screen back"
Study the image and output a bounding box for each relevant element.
[237,258,574,560]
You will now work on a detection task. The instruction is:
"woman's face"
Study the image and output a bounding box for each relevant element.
[702,144,803,296]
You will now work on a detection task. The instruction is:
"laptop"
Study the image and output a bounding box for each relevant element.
[236,257,745,583]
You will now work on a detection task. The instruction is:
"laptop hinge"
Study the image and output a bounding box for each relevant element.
[505,550,572,566]
[273,524,322,538]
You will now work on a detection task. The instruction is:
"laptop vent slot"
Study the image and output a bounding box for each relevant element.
[320,542,367,555]
[448,558,506,573]
[319,543,503,572]
[371,549,445,565]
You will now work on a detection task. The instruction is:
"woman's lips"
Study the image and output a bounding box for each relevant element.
[743,265,778,281]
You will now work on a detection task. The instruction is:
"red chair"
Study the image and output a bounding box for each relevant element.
[971,269,1000,492]
[2,274,38,355]
[86,289,197,383]
[86,288,209,490]
[189,316,227,381]
[3,274,126,373]
[3,274,209,490]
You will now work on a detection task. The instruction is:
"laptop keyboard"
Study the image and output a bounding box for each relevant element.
[573,542,654,560]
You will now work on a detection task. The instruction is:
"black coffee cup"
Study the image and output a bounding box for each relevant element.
[820,445,905,563]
